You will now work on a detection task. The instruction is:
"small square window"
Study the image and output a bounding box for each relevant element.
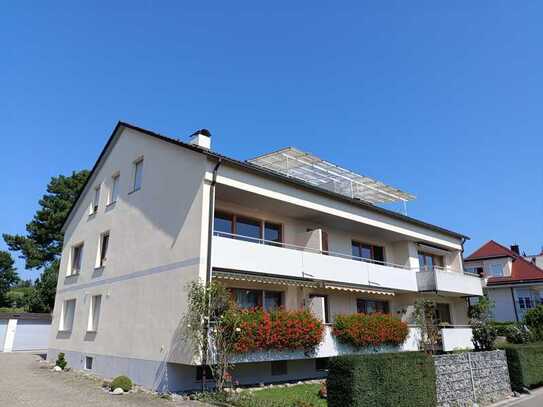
[85,356,93,370]
[271,360,288,376]
[60,299,76,332]
[97,232,109,268]
[90,186,100,215]
[315,358,329,372]
[195,365,214,381]
[70,244,83,275]
[87,295,102,332]
[108,174,120,205]
[132,158,143,192]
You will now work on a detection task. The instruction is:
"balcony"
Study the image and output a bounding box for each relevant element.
[228,325,472,363]
[416,266,483,296]
[212,232,418,293]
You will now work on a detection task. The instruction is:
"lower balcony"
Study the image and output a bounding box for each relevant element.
[416,267,483,296]
[212,234,418,293]
[229,325,473,363]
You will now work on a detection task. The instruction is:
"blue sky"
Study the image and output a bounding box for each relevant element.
[1,2,542,280]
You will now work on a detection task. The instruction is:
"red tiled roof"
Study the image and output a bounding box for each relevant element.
[465,240,543,285]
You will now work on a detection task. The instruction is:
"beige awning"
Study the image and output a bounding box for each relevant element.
[323,283,395,296]
[213,270,395,296]
[213,271,320,288]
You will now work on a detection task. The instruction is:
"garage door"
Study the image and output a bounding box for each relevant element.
[0,321,6,351]
[12,320,51,351]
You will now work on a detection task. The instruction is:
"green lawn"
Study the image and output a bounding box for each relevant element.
[246,383,326,407]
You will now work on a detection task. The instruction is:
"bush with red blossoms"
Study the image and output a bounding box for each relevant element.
[226,308,324,353]
[332,313,409,348]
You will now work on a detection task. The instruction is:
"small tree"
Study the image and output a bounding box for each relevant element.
[414,299,440,354]
[469,296,497,351]
[183,280,239,392]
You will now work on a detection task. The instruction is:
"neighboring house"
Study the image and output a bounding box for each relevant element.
[48,122,483,392]
[464,240,543,322]
[1,313,52,352]
[524,249,543,269]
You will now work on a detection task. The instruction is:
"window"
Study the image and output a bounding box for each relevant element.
[87,295,102,332]
[315,358,329,372]
[518,297,534,310]
[60,299,76,331]
[418,251,443,271]
[97,232,109,268]
[465,266,484,276]
[356,299,389,314]
[214,212,234,237]
[230,288,283,311]
[489,263,505,277]
[132,158,143,192]
[235,216,261,242]
[90,186,100,214]
[435,303,452,324]
[271,360,288,376]
[213,212,284,245]
[85,356,93,370]
[196,365,214,381]
[69,244,83,275]
[264,222,282,246]
[108,173,120,205]
[352,241,385,263]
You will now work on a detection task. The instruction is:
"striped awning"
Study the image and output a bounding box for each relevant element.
[323,283,395,296]
[213,270,394,296]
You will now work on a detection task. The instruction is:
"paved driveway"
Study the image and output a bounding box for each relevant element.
[0,353,204,407]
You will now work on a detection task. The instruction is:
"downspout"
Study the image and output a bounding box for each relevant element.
[206,158,222,284]
[510,287,520,322]
[202,157,222,391]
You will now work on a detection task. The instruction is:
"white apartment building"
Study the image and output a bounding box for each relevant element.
[48,122,483,391]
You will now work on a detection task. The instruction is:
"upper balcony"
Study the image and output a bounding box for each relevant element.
[212,232,418,292]
[416,266,483,296]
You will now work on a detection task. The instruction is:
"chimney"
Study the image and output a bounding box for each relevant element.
[510,244,520,255]
[189,129,211,149]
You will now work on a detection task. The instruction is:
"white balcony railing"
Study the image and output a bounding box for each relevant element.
[212,232,418,292]
[416,267,483,296]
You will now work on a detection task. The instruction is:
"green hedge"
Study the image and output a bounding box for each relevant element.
[327,352,436,407]
[500,343,543,391]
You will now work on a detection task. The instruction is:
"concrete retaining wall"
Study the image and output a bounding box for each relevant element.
[434,350,511,406]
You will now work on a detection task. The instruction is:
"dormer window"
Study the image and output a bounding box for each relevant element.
[488,263,505,277]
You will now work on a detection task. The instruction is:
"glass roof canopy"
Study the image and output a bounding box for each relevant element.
[248,147,415,210]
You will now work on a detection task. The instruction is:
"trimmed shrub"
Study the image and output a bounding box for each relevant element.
[332,313,409,347]
[506,323,531,344]
[492,321,516,337]
[110,375,133,392]
[500,343,543,391]
[524,305,543,341]
[228,308,324,353]
[55,352,67,370]
[327,352,436,407]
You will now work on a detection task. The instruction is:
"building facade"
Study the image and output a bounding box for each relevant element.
[464,241,543,322]
[48,122,482,391]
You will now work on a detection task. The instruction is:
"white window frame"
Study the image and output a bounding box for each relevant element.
[90,185,101,215]
[87,294,102,332]
[108,173,120,205]
[132,157,144,192]
[95,231,110,269]
[489,263,504,277]
[68,243,84,276]
[60,299,76,332]
[85,356,93,370]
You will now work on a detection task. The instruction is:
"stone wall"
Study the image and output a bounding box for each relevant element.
[434,350,512,406]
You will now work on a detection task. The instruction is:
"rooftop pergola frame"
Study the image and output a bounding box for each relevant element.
[248,147,415,213]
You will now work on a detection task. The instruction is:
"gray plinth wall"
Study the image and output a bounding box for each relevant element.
[434,350,512,407]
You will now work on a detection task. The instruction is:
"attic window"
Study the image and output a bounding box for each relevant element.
[489,263,505,277]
